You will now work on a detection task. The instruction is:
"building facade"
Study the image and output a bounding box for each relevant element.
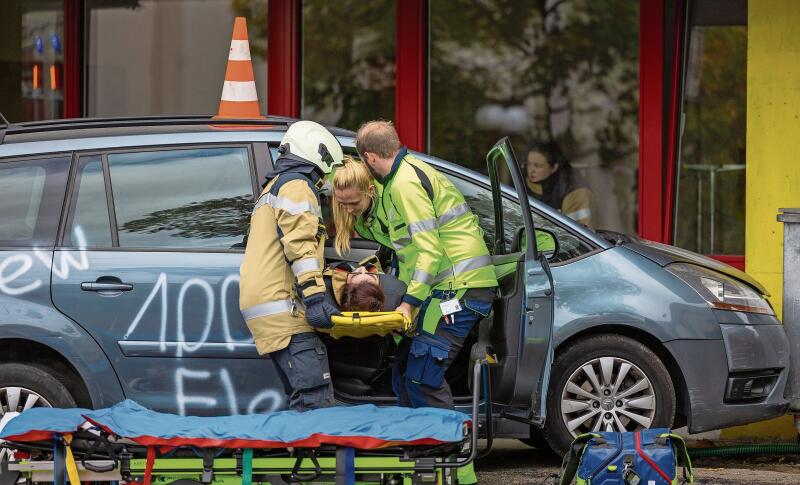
[2,0,798,441]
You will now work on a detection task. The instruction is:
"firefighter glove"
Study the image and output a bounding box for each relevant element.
[304,293,340,329]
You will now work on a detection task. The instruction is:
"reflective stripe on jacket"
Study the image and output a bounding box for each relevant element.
[239,177,327,355]
[381,151,498,304]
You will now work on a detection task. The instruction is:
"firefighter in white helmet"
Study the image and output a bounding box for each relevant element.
[240,120,343,410]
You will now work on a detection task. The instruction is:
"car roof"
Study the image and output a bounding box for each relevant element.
[0,113,609,249]
[0,115,356,146]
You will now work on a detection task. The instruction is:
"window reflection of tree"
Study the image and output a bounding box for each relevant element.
[454,176,590,263]
[301,0,396,131]
[119,195,253,247]
[430,0,639,234]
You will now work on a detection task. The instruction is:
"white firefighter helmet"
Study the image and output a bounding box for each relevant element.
[279,120,343,174]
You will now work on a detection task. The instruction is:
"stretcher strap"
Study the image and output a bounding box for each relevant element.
[143,446,156,485]
[333,447,356,485]
[53,437,65,485]
[343,447,355,485]
[61,434,81,485]
[241,449,253,485]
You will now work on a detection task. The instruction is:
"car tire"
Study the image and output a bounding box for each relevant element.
[0,363,77,462]
[0,363,76,413]
[518,428,560,457]
[542,334,676,456]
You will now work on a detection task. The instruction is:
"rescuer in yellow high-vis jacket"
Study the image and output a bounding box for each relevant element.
[239,120,343,411]
[355,121,497,485]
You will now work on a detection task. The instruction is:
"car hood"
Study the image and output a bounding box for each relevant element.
[620,239,768,295]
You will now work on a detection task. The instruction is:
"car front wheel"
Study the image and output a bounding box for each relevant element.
[542,334,676,455]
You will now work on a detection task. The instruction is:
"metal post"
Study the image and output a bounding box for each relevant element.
[697,174,703,252]
[709,168,716,253]
[778,208,800,434]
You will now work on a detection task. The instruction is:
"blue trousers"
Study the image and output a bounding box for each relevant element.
[392,296,492,409]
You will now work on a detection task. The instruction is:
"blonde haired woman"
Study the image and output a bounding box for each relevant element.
[330,155,407,312]
[332,156,392,256]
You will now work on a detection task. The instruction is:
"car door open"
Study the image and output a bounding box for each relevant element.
[486,137,556,425]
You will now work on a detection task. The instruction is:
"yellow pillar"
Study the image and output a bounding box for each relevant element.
[745,0,800,318]
[720,0,800,442]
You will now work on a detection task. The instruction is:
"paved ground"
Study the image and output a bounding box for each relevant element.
[474,440,800,484]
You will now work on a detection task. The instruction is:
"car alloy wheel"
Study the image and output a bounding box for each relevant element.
[0,386,54,462]
[560,356,655,436]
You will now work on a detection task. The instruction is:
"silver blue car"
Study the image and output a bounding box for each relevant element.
[0,116,789,455]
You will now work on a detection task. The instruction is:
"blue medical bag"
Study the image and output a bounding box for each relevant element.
[557,428,693,485]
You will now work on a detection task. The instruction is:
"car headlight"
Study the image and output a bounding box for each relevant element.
[666,263,774,315]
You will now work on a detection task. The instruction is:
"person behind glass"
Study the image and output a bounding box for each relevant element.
[525,141,597,228]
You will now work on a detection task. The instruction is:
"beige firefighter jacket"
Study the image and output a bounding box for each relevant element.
[239,176,327,355]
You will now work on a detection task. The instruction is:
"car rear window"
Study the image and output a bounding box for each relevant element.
[64,155,112,247]
[0,156,69,247]
[106,147,255,249]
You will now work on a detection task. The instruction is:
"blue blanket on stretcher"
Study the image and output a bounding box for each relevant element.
[0,400,469,449]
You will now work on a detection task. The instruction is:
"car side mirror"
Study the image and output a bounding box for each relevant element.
[512,226,559,260]
[535,228,558,260]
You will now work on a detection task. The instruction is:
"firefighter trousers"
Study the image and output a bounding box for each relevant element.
[271,332,335,411]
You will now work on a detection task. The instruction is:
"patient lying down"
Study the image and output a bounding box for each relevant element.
[325,261,406,313]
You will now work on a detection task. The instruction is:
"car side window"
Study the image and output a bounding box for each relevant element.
[65,156,112,247]
[0,156,69,247]
[445,173,593,263]
[107,147,254,249]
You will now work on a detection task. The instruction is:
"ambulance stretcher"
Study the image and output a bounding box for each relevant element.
[1,312,495,485]
[327,311,413,339]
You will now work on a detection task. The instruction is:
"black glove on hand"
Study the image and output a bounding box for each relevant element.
[304,293,340,329]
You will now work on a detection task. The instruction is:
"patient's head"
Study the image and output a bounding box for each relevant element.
[340,275,385,312]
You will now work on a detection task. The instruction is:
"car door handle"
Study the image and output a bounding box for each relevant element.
[81,277,133,293]
[81,282,133,292]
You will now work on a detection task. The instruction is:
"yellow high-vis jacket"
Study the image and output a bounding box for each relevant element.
[380,149,498,306]
[239,174,327,355]
[354,182,393,249]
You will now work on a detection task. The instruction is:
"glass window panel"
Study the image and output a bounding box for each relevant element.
[0,0,65,121]
[108,147,254,249]
[85,0,267,116]
[66,156,112,247]
[301,0,396,131]
[674,23,747,255]
[0,156,70,247]
[0,166,46,242]
[444,169,592,264]
[429,1,639,234]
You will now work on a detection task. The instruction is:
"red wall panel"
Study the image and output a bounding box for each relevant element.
[395,0,427,151]
[63,0,81,118]
[663,1,687,245]
[639,0,666,242]
[267,0,300,118]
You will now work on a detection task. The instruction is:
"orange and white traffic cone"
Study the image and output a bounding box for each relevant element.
[214,17,264,119]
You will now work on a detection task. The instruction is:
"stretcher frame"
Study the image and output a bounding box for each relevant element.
[326,312,412,339]
[3,361,493,485]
